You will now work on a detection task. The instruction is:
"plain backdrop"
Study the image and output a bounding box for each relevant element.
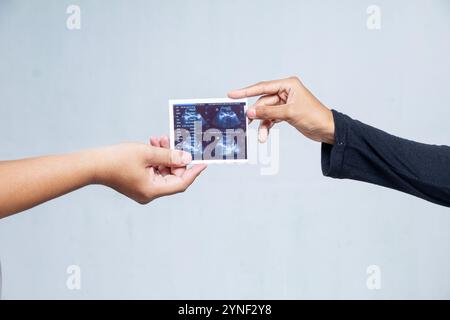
[0,0,449,299]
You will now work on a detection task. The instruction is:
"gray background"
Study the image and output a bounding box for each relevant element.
[0,0,449,299]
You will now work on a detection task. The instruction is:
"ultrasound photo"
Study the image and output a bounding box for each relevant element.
[170,99,248,162]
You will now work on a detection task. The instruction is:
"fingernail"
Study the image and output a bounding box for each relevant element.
[247,108,256,119]
[171,151,184,165]
[258,128,268,143]
[181,152,192,164]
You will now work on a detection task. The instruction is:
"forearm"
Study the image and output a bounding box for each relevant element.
[0,149,98,218]
[322,110,450,207]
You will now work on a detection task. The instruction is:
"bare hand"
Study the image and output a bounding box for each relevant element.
[93,140,207,204]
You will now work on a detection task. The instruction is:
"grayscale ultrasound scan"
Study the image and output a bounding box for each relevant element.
[170,99,248,163]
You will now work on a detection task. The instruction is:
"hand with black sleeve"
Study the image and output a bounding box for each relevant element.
[228,77,450,207]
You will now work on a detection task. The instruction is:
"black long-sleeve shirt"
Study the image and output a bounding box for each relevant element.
[321,110,450,207]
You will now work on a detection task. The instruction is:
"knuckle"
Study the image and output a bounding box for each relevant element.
[256,80,268,90]
[288,76,301,84]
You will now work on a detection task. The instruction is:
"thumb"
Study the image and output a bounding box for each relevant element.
[146,147,192,167]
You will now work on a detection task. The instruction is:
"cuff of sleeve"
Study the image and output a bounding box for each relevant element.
[321,109,349,178]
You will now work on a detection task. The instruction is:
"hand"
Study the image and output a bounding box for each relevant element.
[92,139,207,204]
[228,76,335,144]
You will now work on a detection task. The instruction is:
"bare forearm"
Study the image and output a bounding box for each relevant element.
[0,150,96,218]
[0,141,204,219]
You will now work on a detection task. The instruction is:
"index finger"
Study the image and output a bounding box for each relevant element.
[227,80,282,99]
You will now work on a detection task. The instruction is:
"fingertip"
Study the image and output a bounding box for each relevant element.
[183,164,206,181]
[227,91,236,98]
[188,163,206,173]
[247,108,256,119]
[168,150,190,166]
[228,90,244,99]
[181,151,192,165]
[150,136,159,146]
[258,128,269,143]
[258,134,268,144]
[160,135,170,148]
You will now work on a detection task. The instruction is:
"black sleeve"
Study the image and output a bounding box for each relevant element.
[321,110,450,207]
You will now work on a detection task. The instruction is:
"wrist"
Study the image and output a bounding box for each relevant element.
[321,109,335,144]
[58,149,104,188]
[82,147,110,186]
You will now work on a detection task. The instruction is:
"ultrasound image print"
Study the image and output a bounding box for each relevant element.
[173,101,247,161]
[215,139,243,157]
[177,138,202,154]
[182,109,207,126]
[212,106,241,128]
